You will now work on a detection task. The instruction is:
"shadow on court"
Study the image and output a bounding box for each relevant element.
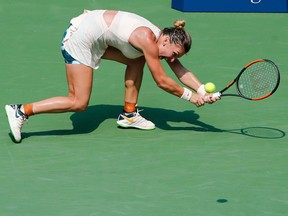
[20,104,285,140]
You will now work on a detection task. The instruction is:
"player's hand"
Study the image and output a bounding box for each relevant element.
[204,94,221,104]
[189,93,205,107]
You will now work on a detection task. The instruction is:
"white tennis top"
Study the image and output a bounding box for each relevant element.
[63,10,161,69]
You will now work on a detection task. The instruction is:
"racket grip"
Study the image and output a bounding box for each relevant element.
[204,92,221,101]
[212,92,221,98]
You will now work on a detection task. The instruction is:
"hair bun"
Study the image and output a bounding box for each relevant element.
[173,19,186,29]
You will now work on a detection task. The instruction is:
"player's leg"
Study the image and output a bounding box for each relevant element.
[117,58,155,130]
[5,64,93,142]
[102,47,155,130]
[32,64,93,113]
[123,57,144,111]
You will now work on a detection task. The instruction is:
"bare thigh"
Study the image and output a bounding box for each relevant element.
[32,64,93,114]
[66,64,94,109]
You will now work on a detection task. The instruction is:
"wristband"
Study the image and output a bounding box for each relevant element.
[181,87,192,101]
[197,84,206,96]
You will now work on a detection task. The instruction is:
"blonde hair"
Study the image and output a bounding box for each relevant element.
[162,19,192,53]
[173,19,186,29]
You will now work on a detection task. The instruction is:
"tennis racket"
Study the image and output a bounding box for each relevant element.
[212,59,280,100]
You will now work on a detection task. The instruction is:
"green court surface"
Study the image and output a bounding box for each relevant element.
[0,0,287,215]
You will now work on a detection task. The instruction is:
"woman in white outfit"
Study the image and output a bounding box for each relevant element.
[5,9,218,143]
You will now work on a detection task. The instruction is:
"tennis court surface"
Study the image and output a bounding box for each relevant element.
[0,0,287,215]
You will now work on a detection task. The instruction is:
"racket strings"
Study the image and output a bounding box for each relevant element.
[237,62,279,99]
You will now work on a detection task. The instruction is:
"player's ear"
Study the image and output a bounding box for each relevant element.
[162,35,170,46]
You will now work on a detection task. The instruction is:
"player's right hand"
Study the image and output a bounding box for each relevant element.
[204,94,221,104]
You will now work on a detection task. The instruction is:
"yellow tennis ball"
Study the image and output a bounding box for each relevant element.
[204,82,216,93]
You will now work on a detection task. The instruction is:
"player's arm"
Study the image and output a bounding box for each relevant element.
[167,59,219,103]
[142,42,184,97]
[166,59,205,94]
[129,28,205,106]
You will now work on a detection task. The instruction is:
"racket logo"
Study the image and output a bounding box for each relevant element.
[249,70,268,92]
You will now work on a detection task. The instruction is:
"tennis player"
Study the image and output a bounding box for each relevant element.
[5,9,218,143]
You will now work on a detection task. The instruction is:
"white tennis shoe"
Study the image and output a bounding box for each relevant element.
[117,109,155,130]
[5,104,28,143]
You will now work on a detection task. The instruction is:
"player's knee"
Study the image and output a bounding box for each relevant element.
[71,101,88,112]
[75,104,88,112]
[125,79,135,87]
[67,94,89,112]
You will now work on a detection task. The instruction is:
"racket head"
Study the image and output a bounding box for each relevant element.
[235,59,280,100]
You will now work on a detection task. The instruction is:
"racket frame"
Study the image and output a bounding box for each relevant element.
[215,59,280,100]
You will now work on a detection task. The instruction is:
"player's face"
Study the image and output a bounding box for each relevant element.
[158,41,185,63]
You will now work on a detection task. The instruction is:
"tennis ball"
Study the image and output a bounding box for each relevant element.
[204,82,216,93]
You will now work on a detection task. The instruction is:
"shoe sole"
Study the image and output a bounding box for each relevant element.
[5,105,21,143]
[116,121,155,130]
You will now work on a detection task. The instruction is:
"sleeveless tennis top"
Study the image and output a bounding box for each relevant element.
[63,10,161,69]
